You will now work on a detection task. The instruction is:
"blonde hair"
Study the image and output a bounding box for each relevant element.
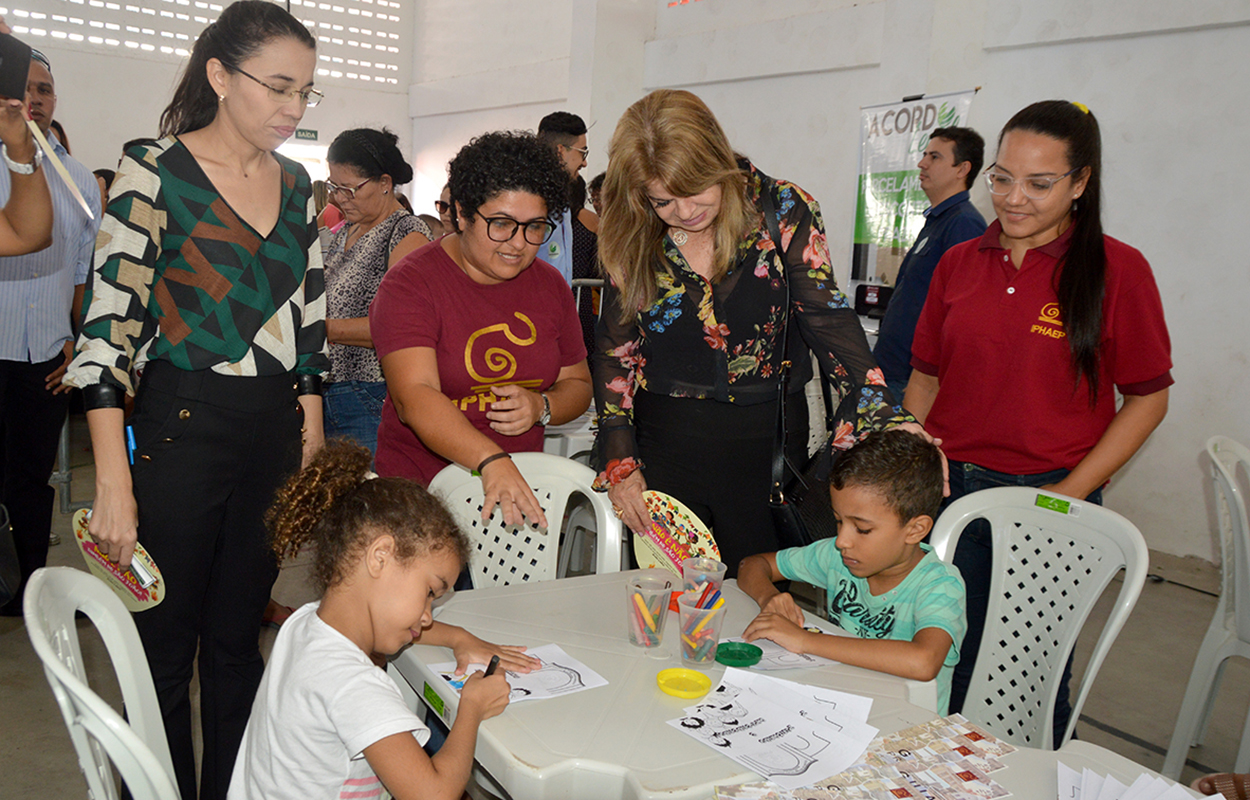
[600,90,755,323]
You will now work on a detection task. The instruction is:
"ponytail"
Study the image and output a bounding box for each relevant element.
[1000,100,1105,402]
[160,0,316,138]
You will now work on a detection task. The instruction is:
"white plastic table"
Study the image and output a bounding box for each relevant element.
[391,571,940,800]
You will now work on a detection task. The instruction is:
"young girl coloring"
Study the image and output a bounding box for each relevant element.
[228,441,538,800]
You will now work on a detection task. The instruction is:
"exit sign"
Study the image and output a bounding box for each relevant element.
[295,129,318,141]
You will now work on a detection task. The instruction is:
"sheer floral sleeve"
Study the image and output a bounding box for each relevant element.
[769,179,913,448]
[591,281,645,471]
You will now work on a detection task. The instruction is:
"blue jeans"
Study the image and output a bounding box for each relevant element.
[323,380,387,457]
[943,461,1102,749]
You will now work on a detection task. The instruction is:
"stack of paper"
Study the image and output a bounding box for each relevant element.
[1057,764,1194,800]
[715,714,1016,800]
[669,668,879,791]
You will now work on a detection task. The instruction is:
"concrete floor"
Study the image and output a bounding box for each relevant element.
[2,417,1248,797]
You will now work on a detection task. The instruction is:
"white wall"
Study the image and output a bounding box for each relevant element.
[405,0,1246,563]
[34,44,409,178]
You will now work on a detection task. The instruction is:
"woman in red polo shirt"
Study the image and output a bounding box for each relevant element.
[905,100,1171,743]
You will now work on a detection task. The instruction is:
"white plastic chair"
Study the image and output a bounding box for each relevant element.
[24,566,180,800]
[428,451,623,586]
[1163,436,1250,777]
[930,487,1149,750]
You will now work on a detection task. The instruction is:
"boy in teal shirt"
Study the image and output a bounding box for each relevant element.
[740,430,966,714]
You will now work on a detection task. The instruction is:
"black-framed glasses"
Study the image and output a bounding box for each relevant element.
[326,177,372,200]
[480,215,555,245]
[232,66,323,107]
[984,165,1079,200]
[434,200,451,213]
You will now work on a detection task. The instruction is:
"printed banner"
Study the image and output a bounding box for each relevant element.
[851,90,977,284]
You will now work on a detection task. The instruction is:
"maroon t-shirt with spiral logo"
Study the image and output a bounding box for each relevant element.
[370,239,586,483]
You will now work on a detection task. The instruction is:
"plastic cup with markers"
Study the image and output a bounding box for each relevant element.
[682,556,727,598]
[677,589,726,668]
[626,570,672,656]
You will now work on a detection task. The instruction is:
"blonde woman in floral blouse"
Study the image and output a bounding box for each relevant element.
[594,89,912,576]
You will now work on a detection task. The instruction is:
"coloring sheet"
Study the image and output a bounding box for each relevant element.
[694,669,873,730]
[427,643,607,704]
[671,670,877,790]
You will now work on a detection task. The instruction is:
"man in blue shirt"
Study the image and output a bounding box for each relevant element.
[536,111,588,285]
[0,50,102,615]
[874,127,986,402]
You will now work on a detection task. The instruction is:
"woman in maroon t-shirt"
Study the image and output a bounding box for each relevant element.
[370,131,592,527]
[905,101,1171,743]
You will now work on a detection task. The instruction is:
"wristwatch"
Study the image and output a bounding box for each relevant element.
[2,143,42,175]
[538,393,551,426]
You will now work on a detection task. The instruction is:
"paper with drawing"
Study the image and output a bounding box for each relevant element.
[670,668,878,791]
[427,643,607,703]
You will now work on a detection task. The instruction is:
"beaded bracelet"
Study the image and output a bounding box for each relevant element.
[591,457,643,492]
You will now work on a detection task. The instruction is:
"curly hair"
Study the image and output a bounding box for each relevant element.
[830,430,945,524]
[446,130,567,232]
[266,440,469,594]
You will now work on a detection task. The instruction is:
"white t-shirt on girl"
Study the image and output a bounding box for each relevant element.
[228,602,430,800]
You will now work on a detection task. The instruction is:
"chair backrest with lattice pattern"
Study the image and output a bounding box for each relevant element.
[429,452,621,587]
[929,487,1148,749]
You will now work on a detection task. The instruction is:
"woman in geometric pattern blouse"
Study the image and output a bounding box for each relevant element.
[64,4,328,797]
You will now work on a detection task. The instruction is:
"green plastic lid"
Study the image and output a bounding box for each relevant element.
[715,642,763,667]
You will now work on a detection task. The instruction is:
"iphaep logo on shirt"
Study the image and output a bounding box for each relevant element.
[1030,302,1066,339]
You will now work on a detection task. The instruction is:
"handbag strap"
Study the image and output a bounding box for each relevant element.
[761,181,793,504]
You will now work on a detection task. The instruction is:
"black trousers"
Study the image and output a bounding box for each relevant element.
[634,390,807,579]
[129,362,302,800]
[0,354,71,615]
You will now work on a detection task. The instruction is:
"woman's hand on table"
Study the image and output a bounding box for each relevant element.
[487,384,542,436]
[448,631,540,676]
[607,469,649,534]
[896,421,949,497]
[743,610,812,655]
[480,456,548,528]
[758,591,806,629]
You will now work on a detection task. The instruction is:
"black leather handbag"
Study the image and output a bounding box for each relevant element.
[762,188,845,549]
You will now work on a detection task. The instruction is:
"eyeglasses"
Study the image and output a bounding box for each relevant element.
[231,66,323,108]
[478,215,555,245]
[434,200,451,214]
[984,166,1080,200]
[326,177,372,200]
[563,143,589,159]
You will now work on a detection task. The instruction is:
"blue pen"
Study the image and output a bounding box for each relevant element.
[125,425,136,465]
